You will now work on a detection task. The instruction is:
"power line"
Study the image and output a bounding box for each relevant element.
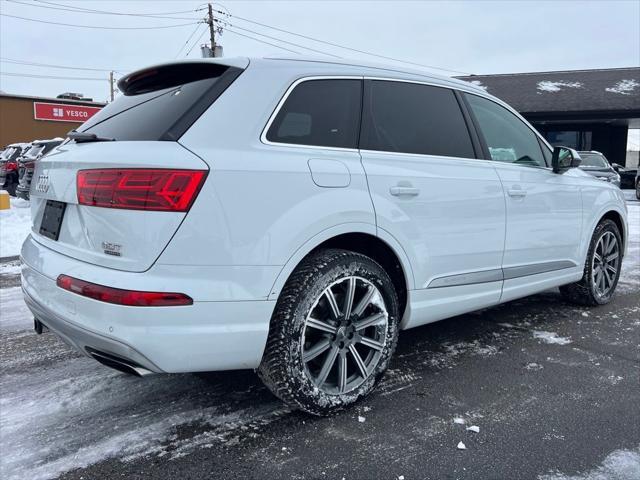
[185,25,209,56]
[0,57,128,73]
[32,0,206,17]
[219,11,471,75]
[176,23,205,58]
[219,20,340,58]
[0,13,200,29]
[1,71,105,81]
[225,28,303,55]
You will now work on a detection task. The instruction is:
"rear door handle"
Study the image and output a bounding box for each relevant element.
[507,188,527,198]
[390,186,420,197]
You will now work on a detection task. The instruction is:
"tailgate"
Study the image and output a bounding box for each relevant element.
[30,141,208,272]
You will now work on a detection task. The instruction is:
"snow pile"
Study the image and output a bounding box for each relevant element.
[0,198,31,258]
[605,79,639,95]
[533,331,572,345]
[468,80,488,91]
[618,203,639,293]
[0,287,32,332]
[539,447,640,479]
[537,81,582,93]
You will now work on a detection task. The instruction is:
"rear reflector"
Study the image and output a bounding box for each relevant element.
[56,274,193,307]
[77,169,206,211]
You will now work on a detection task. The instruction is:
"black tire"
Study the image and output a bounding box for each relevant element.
[559,219,622,306]
[258,248,400,415]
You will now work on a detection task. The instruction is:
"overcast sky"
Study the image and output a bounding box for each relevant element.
[1,0,639,146]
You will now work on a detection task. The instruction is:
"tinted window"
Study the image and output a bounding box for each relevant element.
[465,94,546,167]
[79,64,240,141]
[360,80,475,158]
[266,79,362,149]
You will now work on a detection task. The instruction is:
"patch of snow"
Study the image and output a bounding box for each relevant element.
[605,79,639,95]
[533,331,572,345]
[525,362,544,371]
[454,417,466,425]
[537,81,582,93]
[581,311,589,317]
[468,80,488,91]
[618,204,639,294]
[0,198,31,258]
[538,447,640,480]
[358,416,366,423]
[457,441,467,450]
[0,260,21,276]
[466,425,480,433]
[0,287,32,332]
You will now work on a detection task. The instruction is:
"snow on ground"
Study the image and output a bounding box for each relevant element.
[618,200,639,294]
[539,447,640,480]
[537,81,582,93]
[0,287,32,332]
[533,330,572,345]
[0,197,31,258]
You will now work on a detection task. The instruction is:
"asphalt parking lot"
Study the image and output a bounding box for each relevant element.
[1,197,638,480]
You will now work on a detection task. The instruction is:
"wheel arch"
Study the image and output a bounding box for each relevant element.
[599,209,627,253]
[268,224,414,319]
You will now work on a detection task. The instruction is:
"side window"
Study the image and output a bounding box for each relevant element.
[465,93,546,167]
[266,79,362,149]
[360,80,475,158]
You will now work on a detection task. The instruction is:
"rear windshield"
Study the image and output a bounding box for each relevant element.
[24,145,45,159]
[78,63,242,141]
[1,147,18,160]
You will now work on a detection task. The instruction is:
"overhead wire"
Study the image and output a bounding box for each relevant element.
[217,10,471,75]
[0,13,200,29]
[175,22,206,58]
[224,28,303,55]
[185,25,209,56]
[31,0,206,17]
[1,71,106,81]
[0,57,128,73]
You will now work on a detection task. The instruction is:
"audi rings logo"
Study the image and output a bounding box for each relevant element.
[35,174,50,193]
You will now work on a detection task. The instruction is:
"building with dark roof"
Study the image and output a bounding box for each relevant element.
[457,67,640,166]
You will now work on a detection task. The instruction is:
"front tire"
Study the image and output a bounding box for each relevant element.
[560,219,622,306]
[258,249,400,415]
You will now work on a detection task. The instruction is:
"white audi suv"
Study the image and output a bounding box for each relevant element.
[21,57,628,414]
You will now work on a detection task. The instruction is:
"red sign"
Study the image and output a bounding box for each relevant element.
[33,102,102,123]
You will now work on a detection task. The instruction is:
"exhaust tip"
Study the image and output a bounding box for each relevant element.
[86,348,154,377]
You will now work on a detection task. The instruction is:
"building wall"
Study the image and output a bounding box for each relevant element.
[0,96,104,147]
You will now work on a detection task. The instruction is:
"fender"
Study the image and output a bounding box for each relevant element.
[267,222,416,301]
[580,199,628,264]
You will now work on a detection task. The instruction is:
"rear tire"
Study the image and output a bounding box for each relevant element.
[258,249,399,415]
[560,219,622,306]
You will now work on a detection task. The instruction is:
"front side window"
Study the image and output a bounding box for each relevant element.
[360,80,475,158]
[465,93,546,168]
[266,79,362,149]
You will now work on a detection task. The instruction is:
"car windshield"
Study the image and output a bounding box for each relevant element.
[580,153,609,168]
[24,145,45,159]
[0,147,17,160]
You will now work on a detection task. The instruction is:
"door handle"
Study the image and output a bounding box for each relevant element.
[507,188,527,198]
[390,186,420,197]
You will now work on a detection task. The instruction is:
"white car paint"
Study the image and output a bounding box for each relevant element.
[21,57,628,374]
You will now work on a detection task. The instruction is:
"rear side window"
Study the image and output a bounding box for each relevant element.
[465,93,546,167]
[266,79,362,149]
[79,63,242,141]
[360,80,475,158]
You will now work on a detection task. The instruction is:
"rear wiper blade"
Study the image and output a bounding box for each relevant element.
[67,130,115,143]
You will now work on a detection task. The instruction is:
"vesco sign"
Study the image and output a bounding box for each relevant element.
[34,102,102,123]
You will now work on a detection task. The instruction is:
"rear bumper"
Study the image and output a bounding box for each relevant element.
[21,236,276,372]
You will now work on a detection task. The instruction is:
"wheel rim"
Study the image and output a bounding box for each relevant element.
[301,276,389,395]
[591,231,620,299]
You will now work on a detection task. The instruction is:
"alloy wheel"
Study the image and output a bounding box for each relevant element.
[301,276,389,395]
[591,231,620,299]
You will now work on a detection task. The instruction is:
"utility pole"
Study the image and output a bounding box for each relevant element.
[109,71,115,102]
[203,3,222,57]
[207,4,216,55]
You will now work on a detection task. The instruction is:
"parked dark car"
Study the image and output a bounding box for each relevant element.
[0,143,30,196]
[636,169,640,199]
[615,165,638,190]
[16,138,63,200]
[577,151,621,188]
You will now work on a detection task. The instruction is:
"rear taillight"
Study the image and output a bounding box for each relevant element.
[57,274,193,307]
[77,169,207,212]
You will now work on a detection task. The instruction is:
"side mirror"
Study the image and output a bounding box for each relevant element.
[552,146,581,174]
